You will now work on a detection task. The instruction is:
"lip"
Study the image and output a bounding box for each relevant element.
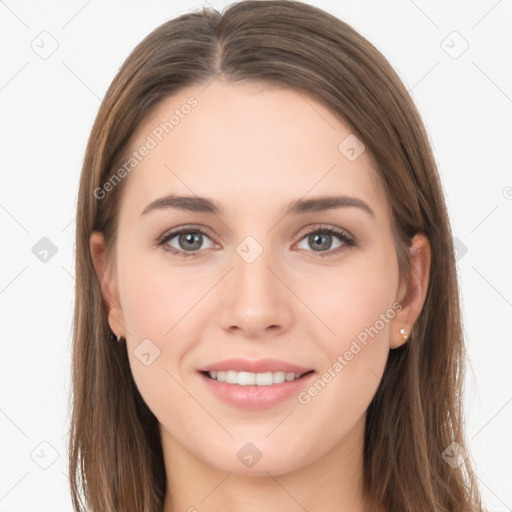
[197,358,316,410]
[197,358,314,374]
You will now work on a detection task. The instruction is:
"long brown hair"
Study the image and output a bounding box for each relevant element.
[69,1,483,510]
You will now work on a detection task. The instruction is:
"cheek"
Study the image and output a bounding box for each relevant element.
[304,248,399,353]
[296,247,399,405]
[278,256,398,463]
[117,247,207,339]
[116,247,220,416]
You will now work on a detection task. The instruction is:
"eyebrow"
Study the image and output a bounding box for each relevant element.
[141,194,375,218]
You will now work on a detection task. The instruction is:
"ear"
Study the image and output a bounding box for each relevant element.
[89,231,126,338]
[389,233,431,349]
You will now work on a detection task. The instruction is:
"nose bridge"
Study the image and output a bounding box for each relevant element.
[232,234,279,302]
[233,237,275,292]
[219,233,292,334]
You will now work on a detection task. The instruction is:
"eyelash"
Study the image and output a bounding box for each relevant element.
[155,224,356,259]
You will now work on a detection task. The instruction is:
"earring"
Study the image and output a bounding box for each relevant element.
[109,330,122,343]
[400,328,408,343]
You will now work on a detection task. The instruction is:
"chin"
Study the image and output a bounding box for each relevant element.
[195,436,309,477]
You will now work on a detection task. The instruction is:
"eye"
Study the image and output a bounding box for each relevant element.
[295,225,355,257]
[156,224,356,259]
[156,226,215,258]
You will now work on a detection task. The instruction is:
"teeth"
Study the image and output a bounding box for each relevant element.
[207,370,303,385]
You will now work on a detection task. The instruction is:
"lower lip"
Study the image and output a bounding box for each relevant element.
[198,371,316,410]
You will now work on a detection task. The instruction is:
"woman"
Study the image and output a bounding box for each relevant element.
[69,1,484,511]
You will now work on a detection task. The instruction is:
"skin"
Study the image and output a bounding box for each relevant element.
[90,80,430,512]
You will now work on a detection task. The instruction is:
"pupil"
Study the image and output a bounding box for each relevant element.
[180,232,201,250]
[310,233,331,251]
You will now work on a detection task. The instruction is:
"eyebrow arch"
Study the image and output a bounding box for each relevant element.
[286,195,375,217]
[141,194,375,218]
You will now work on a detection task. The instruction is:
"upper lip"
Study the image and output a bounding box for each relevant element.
[198,358,314,374]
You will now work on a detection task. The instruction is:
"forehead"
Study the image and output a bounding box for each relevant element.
[118,80,387,219]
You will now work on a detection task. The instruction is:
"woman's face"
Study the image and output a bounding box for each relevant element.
[92,80,429,476]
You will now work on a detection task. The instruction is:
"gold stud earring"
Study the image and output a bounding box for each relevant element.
[400,328,408,343]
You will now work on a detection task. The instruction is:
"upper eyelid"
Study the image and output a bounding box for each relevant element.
[295,224,354,241]
[158,225,215,244]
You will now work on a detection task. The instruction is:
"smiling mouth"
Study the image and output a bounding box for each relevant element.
[200,370,315,386]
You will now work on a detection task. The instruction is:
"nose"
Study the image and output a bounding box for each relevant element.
[219,245,293,338]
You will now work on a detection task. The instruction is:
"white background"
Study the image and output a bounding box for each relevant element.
[0,0,511,510]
